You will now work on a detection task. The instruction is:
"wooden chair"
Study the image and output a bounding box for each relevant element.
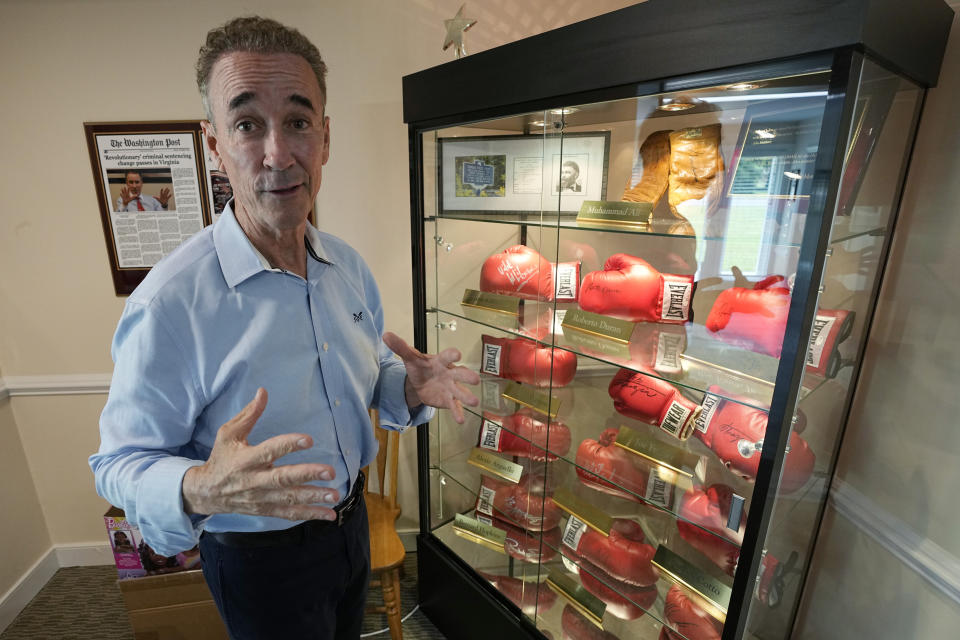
[363,409,406,640]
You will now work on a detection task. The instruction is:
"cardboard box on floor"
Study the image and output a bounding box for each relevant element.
[118,570,228,640]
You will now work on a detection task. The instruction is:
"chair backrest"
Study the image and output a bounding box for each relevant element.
[363,409,400,512]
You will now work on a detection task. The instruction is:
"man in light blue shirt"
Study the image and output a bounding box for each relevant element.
[115,170,171,211]
[90,16,478,640]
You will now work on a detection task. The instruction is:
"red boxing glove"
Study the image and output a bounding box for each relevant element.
[705,275,791,357]
[578,559,657,621]
[694,388,815,494]
[476,474,561,532]
[479,410,572,461]
[580,254,694,324]
[676,484,745,577]
[480,245,554,301]
[561,605,621,640]
[608,368,701,440]
[477,571,557,615]
[662,586,723,640]
[575,428,648,503]
[628,322,687,376]
[805,308,855,378]
[481,335,578,387]
[475,512,560,564]
[562,516,658,587]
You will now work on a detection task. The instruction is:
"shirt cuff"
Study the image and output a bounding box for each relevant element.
[377,365,436,429]
[135,457,207,556]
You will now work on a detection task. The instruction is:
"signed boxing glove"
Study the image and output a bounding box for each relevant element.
[480,245,554,301]
[478,410,572,461]
[661,586,723,640]
[694,388,815,494]
[608,368,701,440]
[705,275,791,357]
[475,512,561,564]
[477,571,558,615]
[676,484,746,577]
[476,474,561,532]
[561,605,622,640]
[575,428,648,503]
[578,559,657,621]
[481,335,578,387]
[580,254,694,324]
[562,516,658,587]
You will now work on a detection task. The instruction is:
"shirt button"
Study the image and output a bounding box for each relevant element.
[335,399,341,407]
[323,342,329,351]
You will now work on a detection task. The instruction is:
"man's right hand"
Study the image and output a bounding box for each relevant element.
[182,388,340,521]
[119,185,135,206]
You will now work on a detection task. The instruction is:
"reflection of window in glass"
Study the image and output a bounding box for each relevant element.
[721,199,769,275]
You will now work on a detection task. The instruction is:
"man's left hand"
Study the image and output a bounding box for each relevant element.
[157,187,172,207]
[383,331,480,424]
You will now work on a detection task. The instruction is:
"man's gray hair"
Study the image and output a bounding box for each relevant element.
[196,16,328,123]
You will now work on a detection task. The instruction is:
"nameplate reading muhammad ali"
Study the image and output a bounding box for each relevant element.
[576,200,652,227]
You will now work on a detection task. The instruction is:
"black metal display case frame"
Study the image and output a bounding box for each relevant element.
[403,2,952,638]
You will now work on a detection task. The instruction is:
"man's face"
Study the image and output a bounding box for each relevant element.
[125,173,143,196]
[201,52,329,233]
[560,165,575,186]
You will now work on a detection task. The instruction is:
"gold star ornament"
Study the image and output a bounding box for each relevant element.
[442,4,477,59]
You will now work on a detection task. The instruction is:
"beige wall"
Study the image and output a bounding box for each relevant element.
[0,0,638,599]
[0,399,50,596]
[794,6,960,639]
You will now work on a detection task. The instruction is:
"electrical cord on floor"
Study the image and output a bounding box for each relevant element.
[359,603,422,637]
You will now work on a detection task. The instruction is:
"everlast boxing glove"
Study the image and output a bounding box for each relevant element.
[580,254,693,324]
[805,308,855,378]
[476,474,561,532]
[578,559,657,621]
[481,335,578,387]
[608,368,701,440]
[661,586,723,640]
[562,605,622,640]
[694,388,815,494]
[480,245,554,301]
[705,275,791,357]
[561,516,658,587]
[676,484,746,577]
[474,512,560,564]
[575,427,649,504]
[477,571,558,616]
[479,410,572,461]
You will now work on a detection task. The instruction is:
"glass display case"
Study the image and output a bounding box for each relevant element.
[402,2,952,639]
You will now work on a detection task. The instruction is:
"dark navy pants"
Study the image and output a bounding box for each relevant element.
[199,500,370,640]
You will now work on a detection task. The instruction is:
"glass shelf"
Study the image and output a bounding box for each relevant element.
[432,442,747,560]
[432,306,779,412]
[427,211,883,250]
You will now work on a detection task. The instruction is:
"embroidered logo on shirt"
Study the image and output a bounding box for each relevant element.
[353,311,364,323]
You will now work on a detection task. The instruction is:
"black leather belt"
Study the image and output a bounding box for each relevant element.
[206,471,365,548]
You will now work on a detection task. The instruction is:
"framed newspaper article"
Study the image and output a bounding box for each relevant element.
[84,121,213,296]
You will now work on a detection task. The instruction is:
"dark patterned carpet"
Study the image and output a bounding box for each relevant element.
[1,554,444,640]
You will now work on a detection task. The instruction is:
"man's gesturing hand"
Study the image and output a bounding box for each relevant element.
[383,331,480,424]
[182,388,339,520]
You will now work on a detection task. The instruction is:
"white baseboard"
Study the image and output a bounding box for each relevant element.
[0,548,58,634]
[0,543,113,634]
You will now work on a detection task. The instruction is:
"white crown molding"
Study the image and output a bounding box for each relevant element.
[0,374,112,399]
